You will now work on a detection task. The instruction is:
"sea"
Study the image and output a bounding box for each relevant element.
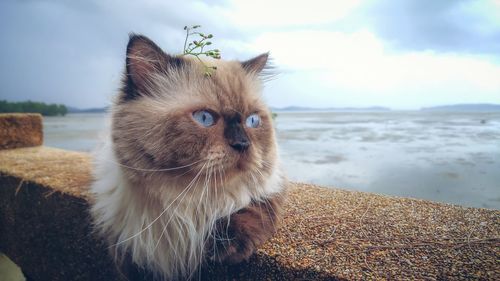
[43,111,500,210]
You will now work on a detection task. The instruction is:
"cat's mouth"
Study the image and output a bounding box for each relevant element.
[201,151,252,176]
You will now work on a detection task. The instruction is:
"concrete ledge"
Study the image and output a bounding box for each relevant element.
[1,147,499,280]
[0,114,43,150]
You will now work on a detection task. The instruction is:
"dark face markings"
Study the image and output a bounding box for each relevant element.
[224,113,250,153]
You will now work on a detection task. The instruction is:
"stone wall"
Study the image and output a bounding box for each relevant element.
[0,113,42,150]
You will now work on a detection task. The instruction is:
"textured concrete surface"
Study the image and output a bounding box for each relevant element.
[1,147,499,280]
[0,114,43,150]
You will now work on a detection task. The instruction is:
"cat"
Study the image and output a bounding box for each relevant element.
[90,34,287,280]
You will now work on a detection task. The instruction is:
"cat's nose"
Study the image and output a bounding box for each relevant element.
[229,139,250,152]
[224,114,251,153]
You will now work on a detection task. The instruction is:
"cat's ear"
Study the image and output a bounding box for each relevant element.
[241,53,269,74]
[124,34,183,99]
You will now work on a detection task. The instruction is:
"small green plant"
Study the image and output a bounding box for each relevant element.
[182,25,221,76]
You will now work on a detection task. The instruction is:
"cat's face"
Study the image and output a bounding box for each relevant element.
[112,35,277,187]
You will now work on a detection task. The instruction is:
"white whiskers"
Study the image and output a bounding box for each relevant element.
[102,158,204,172]
[110,161,208,248]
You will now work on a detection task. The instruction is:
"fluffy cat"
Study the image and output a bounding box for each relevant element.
[90,34,287,280]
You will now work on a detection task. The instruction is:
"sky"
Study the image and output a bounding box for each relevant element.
[0,0,499,110]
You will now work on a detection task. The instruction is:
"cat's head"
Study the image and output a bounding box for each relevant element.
[112,34,277,189]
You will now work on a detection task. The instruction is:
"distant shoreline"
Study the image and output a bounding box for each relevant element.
[420,103,500,112]
[272,103,500,112]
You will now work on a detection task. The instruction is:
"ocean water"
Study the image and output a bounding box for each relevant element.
[43,112,500,209]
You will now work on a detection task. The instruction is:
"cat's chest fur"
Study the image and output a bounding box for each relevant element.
[91,140,284,280]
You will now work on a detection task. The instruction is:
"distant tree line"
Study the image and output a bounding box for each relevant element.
[0,100,67,116]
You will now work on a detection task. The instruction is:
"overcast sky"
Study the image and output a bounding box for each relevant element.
[1,0,499,109]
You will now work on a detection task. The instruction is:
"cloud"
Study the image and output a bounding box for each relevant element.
[360,0,500,54]
[0,0,237,108]
[255,29,500,109]
[0,0,499,109]
[222,0,362,29]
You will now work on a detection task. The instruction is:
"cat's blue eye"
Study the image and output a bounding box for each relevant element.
[193,110,215,127]
[245,114,261,128]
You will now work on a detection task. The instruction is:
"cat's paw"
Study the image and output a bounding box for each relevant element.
[206,213,262,265]
[206,201,280,265]
[209,233,256,264]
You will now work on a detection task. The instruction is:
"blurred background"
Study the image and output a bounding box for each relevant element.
[1,0,499,209]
